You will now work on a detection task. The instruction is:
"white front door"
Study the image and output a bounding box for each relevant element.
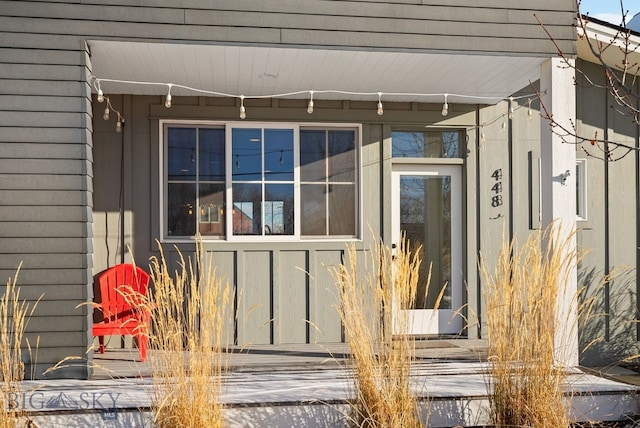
[391,164,463,336]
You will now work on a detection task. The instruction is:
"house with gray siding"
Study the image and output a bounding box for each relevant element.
[0,0,635,379]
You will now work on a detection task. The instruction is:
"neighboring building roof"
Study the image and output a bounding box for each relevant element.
[578,14,640,75]
[628,12,640,32]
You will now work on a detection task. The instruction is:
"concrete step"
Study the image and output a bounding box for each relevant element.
[9,361,639,427]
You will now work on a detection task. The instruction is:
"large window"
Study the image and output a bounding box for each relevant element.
[163,122,360,240]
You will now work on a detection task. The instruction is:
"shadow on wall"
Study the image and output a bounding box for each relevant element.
[579,265,640,367]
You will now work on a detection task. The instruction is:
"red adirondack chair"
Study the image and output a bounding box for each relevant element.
[92,264,151,362]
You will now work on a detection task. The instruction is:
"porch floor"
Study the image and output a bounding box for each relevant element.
[13,340,640,427]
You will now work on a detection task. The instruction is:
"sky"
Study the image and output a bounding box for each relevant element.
[579,0,640,25]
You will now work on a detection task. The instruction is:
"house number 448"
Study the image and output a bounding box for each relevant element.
[491,169,503,207]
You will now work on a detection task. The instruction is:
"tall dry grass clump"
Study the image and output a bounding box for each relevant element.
[0,265,39,428]
[333,237,424,428]
[480,226,578,428]
[147,239,231,428]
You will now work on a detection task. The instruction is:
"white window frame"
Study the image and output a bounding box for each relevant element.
[576,158,587,222]
[159,120,362,243]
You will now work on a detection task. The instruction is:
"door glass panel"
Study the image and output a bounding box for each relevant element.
[399,175,452,309]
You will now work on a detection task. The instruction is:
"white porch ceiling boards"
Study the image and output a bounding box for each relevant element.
[88,40,546,105]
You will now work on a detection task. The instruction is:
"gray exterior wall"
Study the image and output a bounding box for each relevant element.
[576,60,640,366]
[0,0,577,378]
[93,95,479,346]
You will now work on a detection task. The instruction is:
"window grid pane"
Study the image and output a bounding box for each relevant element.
[166,124,358,240]
[391,130,462,158]
[300,129,357,238]
[166,125,226,238]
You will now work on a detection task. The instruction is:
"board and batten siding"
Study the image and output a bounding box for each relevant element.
[575,60,640,366]
[93,94,482,348]
[0,0,577,378]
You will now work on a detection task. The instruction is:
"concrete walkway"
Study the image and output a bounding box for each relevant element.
[7,341,640,427]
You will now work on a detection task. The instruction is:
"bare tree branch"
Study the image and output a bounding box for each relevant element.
[534,1,640,161]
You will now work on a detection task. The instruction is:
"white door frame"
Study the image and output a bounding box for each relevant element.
[391,163,463,335]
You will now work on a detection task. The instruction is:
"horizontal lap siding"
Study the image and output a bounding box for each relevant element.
[0,0,576,378]
[0,0,576,55]
[0,40,92,377]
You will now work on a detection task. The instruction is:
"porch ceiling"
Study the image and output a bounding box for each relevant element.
[88,40,545,105]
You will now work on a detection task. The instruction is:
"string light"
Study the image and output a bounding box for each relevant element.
[115,114,123,133]
[508,97,515,120]
[307,90,314,114]
[165,84,172,108]
[441,93,449,116]
[239,95,246,119]
[91,75,539,105]
[96,93,124,133]
[90,75,543,135]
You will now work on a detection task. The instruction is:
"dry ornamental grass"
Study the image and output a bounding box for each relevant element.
[147,239,231,428]
[0,265,39,428]
[481,225,579,428]
[333,236,425,428]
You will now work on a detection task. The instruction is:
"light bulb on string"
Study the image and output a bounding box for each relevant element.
[441,94,449,116]
[239,95,246,119]
[96,80,104,103]
[508,97,514,120]
[307,91,314,114]
[527,99,533,121]
[165,84,172,108]
[480,127,486,144]
[115,115,123,133]
[501,116,507,132]
[377,92,383,116]
[103,106,110,121]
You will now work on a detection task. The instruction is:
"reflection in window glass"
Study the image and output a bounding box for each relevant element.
[265,184,294,235]
[168,128,196,180]
[300,129,357,237]
[328,184,356,236]
[199,128,225,181]
[301,184,326,235]
[233,184,261,235]
[392,130,461,158]
[300,130,326,182]
[264,129,294,181]
[166,126,225,238]
[232,128,262,181]
[165,124,359,240]
[328,130,355,182]
[231,128,295,237]
[399,175,452,309]
[167,183,196,236]
[199,183,225,236]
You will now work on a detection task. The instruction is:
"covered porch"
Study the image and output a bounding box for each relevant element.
[88,38,578,364]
